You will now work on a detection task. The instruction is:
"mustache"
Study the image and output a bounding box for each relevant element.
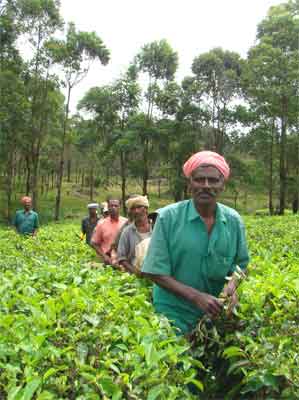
[196,190,217,197]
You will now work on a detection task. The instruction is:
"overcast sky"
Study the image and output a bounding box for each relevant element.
[59,0,283,112]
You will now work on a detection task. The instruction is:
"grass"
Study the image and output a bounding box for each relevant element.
[0,178,276,226]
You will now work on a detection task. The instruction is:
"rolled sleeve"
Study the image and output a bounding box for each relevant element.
[232,219,250,271]
[117,230,130,262]
[34,214,39,229]
[141,214,172,276]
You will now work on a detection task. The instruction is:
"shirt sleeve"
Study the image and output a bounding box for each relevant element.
[232,218,250,271]
[81,219,86,234]
[34,214,39,229]
[117,229,130,263]
[141,214,172,276]
[12,213,18,227]
[91,222,102,246]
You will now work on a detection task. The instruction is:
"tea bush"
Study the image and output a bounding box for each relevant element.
[1,215,299,399]
[0,226,201,400]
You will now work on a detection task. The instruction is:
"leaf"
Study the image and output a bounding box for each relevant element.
[7,386,22,400]
[144,342,159,367]
[228,360,251,375]
[43,368,58,381]
[222,346,246,359]
[147,384,165,400]
[21,378,42,400]
[99,378,119,397]
[186,378,204,392]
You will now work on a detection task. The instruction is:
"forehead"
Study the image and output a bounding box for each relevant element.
[192,165,222,178]
[108,200,120,206]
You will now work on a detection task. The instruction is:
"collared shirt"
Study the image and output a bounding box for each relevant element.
[142,200,249,334]
[117,223,152,265]
[91,216,128,254]
[81,216,100,245]
[13,209,39,235]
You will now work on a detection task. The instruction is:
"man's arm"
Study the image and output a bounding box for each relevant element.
[142,214,222,318]
[222,217,249,305]
[90,225,111,264]
[32,213,39,237]
[117,228,136,274]
[143,273,222,318]
[119,260,136,274]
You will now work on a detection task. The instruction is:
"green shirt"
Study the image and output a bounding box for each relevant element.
[142,200,249,334]
[13,210,39,235]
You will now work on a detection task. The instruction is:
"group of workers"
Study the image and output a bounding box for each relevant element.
[13,150,249,336]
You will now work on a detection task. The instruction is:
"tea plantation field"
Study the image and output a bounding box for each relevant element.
[0,216,298,399]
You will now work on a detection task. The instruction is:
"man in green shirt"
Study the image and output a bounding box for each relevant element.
[142,151,249,334]
[13,196,39,236]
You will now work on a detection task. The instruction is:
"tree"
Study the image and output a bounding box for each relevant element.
[244,0,299,214]
[135,39,178,195]
[191,47,242,153]
[47,22,110,220]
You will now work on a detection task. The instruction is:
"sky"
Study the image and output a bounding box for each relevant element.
[59,0,283,112]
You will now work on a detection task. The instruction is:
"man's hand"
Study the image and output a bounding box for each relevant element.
[193,292,223,318]
[222,279,239,316]
[102,254,112,265]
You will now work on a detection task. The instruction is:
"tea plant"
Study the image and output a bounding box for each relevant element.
[0,226,201,399]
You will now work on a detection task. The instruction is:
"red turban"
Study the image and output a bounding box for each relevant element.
[21,196,32,204]
[183,151,230,180]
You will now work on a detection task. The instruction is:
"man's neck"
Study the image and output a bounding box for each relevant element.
[110,215,119,222]
[135,216,150,231]
[194,202,217,219]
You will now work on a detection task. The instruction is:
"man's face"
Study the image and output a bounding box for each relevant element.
[108,200,120,218]
[23,200,32,211]
[190,165,224,206]
[131,205,147,223]
[89,208,97,218]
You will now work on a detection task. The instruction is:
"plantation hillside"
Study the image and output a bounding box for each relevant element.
[0,215,299,399]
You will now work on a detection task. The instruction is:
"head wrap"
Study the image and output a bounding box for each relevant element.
[183,151,230,180]
[126,195,149,211]
[87,203,99,209]
[21,196,32,204]
[101,202,108,213]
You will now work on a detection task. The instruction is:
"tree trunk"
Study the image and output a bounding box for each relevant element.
[55,84,71,220]
[142,139,149,196]
[6,148,14,222]
[51,170,55,189]
[46,173,50,195]
[293,130,299,214]
[89,165,94,201]
[120,151,127,214]
[158,178,161,198]
[31,152,39,211]
[268,120,274,215]
[279,103,287,215]
[67,157,71,182]
[81,170,85,189]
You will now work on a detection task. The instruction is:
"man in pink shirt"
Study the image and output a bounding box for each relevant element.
[91,199,127,265]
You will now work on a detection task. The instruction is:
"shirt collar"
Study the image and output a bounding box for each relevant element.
[23,209,32,214]
[132,221,152,232]
[188,200,227,224]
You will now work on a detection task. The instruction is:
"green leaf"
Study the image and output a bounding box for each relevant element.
[223,346,246,359]
[228,360,251,375]
[21,378,42,400]
[147,384,165,400]
[186,378,204,392]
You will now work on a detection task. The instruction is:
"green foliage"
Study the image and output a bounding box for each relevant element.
[190,215,299,398]
[0,225,199,399]
[136,39,178,82]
